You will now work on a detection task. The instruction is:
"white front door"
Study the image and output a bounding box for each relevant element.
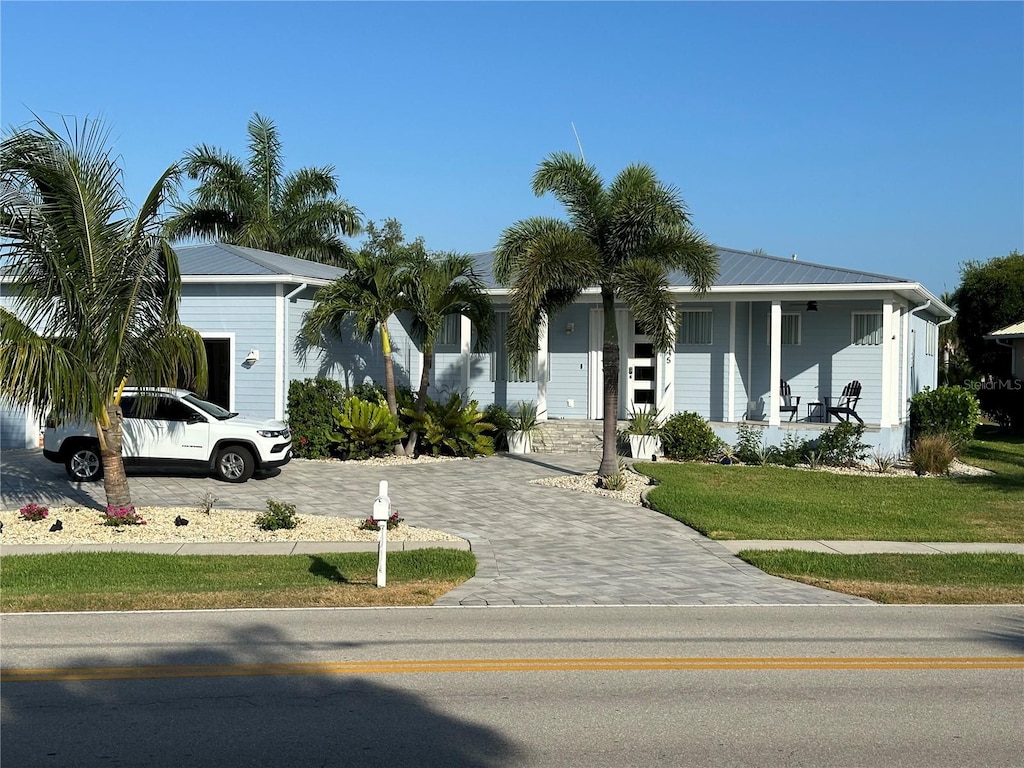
[627,321,657,412]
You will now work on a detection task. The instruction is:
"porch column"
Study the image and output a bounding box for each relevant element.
[588,307,603,419]
[460,314,471,393]
[727,301,736,422]
[900,303,911,423]
[536,311,548,420]
[768,300,782,426]
[880,298,894,428]
[657,318,675,417]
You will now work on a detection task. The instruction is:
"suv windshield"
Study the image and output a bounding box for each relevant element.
[183,393,236,420]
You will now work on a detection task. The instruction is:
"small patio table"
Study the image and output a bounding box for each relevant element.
[806,401,827,423]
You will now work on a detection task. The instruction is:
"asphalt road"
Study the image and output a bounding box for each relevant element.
[2,605,1022,767]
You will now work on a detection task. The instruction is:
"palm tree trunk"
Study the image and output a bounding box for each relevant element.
[600,287,620,477]
[404,347,434,456]
[380,325,405,456]
[98,404,132,508]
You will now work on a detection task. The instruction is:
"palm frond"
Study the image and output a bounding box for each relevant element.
[613,258,676,351]
[531,152,607,242]
[247,113,283,214]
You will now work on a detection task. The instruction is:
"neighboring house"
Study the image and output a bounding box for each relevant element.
[2,245,953,455]
[984,320,1024,377]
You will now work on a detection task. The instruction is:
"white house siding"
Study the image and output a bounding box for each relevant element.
[674,302,731,420]
[828,300,886,425]
[430,351,464,399]
[178,284,278,419]
[908,311,939,395]
[546,305,590,419]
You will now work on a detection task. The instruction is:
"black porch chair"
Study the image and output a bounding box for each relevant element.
[826,381,863,424]
[779,379,800,422]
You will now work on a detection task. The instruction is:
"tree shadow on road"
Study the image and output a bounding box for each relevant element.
[1,620,522,768]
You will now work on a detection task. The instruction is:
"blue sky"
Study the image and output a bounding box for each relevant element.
[2,1,1021,297]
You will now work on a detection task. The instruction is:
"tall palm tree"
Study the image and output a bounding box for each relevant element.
[494,152,718,476]
[165,113,362,266]
[0,116,207,507]
[302,219,423,454]
[401,252,494,455]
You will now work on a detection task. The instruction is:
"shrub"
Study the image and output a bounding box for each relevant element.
[287,378,347,459]
[977,382,1024,434]
[734,424,764,464]
[815,422,870,467]
[909,433,955,475]
[360,511,404,531]
[256,499,298,531]
[328,396,405,459]
[661,412,723,461]
[482,403,514,451]
[871,450,898,474]
[909,386,981,451]
[18,503,49,522]
[101,504,146,526]
[776,433,809,468]
[402,393,495,458]
[599,473,628,491]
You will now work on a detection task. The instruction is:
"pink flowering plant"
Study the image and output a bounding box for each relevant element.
[359,511,404,531]
[101,504,147,526]
[18,503,49,522]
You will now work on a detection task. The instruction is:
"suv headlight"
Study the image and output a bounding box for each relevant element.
[258,429,288,438]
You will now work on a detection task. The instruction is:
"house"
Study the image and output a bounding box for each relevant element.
[433,248,953,455]
[984,320,1024,377]
[2,245,952,456]
[0,244,416,449]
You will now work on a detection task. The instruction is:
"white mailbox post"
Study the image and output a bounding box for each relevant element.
[372,480,391,587]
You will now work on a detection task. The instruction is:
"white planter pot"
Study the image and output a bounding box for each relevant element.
[507,431,532,454]
[629,434,661,460]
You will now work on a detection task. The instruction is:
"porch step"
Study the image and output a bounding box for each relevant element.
[533,419,624,453]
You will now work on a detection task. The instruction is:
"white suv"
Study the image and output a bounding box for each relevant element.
[43,388,292,483]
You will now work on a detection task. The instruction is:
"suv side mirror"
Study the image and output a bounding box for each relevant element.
[186,413,208,425]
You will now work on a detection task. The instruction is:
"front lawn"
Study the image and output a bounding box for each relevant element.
[1,548,476,613]
[640,432,1024,542]
[739,551,1024,604]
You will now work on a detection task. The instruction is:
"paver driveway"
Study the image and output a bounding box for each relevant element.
[0,449,870,605]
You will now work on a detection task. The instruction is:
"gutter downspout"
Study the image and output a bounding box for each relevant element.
[282,283,308,421]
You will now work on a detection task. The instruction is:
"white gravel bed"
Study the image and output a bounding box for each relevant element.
[0,507,462,546]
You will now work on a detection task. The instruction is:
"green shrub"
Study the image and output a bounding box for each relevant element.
[909,386,980,451]
[735,424,765,464]
[256,499,298,531]
[482,403,514,451]
[402,393,495,458]
[815,421,870,467]
[660,411,723,461]
[776,432,809,467]
[977,382,1024,434]
[287,378,347,458]
[328,396,405,459]
[599,473,628,491]
[909,433,955,475]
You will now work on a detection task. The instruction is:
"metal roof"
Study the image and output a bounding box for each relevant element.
[985,320,1024,339]
[173,243,344,282]
[470,246,910,290]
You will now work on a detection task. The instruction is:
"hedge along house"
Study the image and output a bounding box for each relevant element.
[0,243,419,449]
[438,247,954,455]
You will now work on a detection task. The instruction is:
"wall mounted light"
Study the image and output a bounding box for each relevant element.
[806,301,819,312]
[565,322,575,335]
[244,349,260,364]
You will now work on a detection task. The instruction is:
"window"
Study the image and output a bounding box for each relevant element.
[678,309,712,345]
[925,323,936,356]
[435,314,461,350]
[766,313,801,345]
[852,313,883,345]
[491,311,541,382]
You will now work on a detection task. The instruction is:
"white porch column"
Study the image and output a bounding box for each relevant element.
[768,300,782,426]
[657,316,675,417]
[588,307,603,419]
[460,314,471,393]
[880,298,895,428]
[727,301,737,422]
[900,303,911,423]
[536,312,548,420]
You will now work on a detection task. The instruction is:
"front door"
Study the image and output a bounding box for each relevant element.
[627,321,657,411]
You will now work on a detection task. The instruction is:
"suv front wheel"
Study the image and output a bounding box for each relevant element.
[66,443,103,482]
[215,445,255,483]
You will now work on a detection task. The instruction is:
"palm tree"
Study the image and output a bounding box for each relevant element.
[494,152,718,476]
[165,113,362,266]
[0,116,207,508]
[401,252,494,455]
[302,219,423,454]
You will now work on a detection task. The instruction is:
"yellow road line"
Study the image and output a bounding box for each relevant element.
[3,656,1022,683]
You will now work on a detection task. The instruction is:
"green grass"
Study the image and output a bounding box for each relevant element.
[739,551,1024,604]
[1,549,476,612]
[640,431,1024,542]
